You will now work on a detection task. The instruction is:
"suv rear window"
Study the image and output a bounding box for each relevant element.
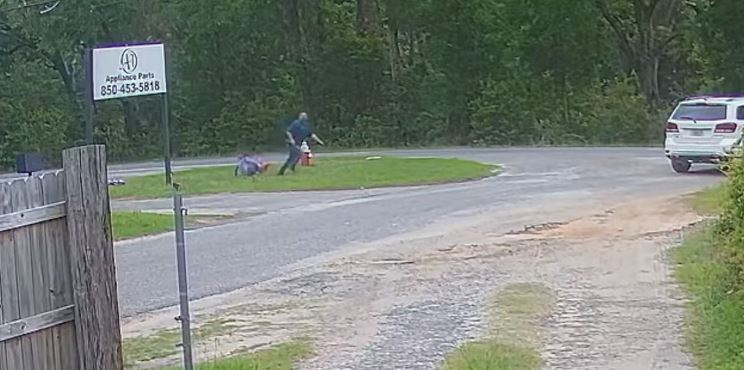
[673,104,727,121]
[737,106,744,120]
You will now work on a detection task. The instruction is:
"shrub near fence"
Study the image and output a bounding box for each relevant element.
[0,145,124,370]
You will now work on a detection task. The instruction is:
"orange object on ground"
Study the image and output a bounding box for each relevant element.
[300,152,312,166]
[300,141,313,166]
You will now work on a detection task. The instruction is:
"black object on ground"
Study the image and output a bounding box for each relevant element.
[16,152,43,175]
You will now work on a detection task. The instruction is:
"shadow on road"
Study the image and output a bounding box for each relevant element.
[688,165,726,177]
[691,170,725,177]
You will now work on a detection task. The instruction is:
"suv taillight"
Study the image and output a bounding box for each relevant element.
[715,123,738,133]
[666,122,679,133]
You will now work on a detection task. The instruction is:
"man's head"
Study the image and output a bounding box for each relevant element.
[299,112,308,121]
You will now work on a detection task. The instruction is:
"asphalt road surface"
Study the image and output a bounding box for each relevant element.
[112,148,721,316]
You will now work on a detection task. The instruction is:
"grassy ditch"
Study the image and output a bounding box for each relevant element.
[158,341,312,370]
[442,283,555,370]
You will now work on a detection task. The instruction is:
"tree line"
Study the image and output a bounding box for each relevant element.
[0,0,741,167]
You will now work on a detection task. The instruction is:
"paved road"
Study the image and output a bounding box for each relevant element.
[112,148,721,316]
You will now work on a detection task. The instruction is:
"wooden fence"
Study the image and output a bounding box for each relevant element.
[0,145,123,370]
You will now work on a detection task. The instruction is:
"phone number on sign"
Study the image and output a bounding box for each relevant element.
[99,81,162,97]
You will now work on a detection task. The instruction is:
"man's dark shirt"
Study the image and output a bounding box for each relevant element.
[287,119,312,145]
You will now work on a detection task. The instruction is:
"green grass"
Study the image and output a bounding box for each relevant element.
[673,226,744,370]
[159,341,312,370]
[675,187,744,370]
[124,319,239,366]
[112,212,229,241]
[110,156,496,199]
[442,283,554,370]
[112,211,174,241]
[124,328,181,366]
[687,185,728,215]
[443,343,541,370]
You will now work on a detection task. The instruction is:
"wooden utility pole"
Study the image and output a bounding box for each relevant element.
[63,145,124,370]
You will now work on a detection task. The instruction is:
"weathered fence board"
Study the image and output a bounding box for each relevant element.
[0,305,74,342]
[0,202,66,233]
[2,180,25,369]
[0,146,123,370]
[25,176,46,369]
[31,175,55,369]
[33,176,52,369]
[8,177,45,368]
[0,182,11,369]
[41,172,77,370]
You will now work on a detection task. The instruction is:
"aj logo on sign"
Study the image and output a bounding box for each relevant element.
[120,49,138,74]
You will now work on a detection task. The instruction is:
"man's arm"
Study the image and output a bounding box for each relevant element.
[286,120,299,146]
[311,133,324,145]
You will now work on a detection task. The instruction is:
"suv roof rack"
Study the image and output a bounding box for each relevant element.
[685,94,744,100]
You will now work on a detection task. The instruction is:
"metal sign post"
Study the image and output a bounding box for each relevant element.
[173,188,194,369]
[90,41,193,370]
[162,93,173,185]
[84,47,95,144]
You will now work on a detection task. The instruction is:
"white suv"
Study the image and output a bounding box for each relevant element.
[665,95,744,173]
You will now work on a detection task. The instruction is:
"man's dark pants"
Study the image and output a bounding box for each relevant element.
[279,144,301,175]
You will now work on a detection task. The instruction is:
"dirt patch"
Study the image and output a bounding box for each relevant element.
[545,199,699,240]
[498,198,701,243]
[122,195,701,369]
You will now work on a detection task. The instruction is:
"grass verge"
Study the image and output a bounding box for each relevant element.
[112,211,229,241]
[675,187,744,370]
[124,319,239,366]
[160,341,312,370]
[686,185,727,216]
[442,283,555,370]
[673,226,744,370]
[113,211,174,241]
[110,156,496,199]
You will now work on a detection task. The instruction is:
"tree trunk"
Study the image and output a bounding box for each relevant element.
[120,100,140,138]
[638,53,661,106]
[635,2,661,106]
[408,32,416,67]
[282,0,320,117]
[594,0,683,106]
[49,54,78,108]
[387,19,400,81]
[357,0,378,34]
[48,52,87,137]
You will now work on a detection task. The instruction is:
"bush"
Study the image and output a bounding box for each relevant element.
[469,75,661,146]
[185,98,289,156]
[469,67,555,145]
[94,101,162,162]
[675,159,744,370]
[716,157,744,288]
[0,101,72,169]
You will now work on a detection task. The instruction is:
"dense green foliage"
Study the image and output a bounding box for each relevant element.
[0,0,739,166]
[674,160,744,369]
[716,158,744,288]
[674,227,744,370]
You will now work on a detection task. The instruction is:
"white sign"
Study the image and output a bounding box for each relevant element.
[92,43,167,101]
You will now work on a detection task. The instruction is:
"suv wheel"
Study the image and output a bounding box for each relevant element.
[671,159,691,173]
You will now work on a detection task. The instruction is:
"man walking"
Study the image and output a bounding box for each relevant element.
[279,112,324,175]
